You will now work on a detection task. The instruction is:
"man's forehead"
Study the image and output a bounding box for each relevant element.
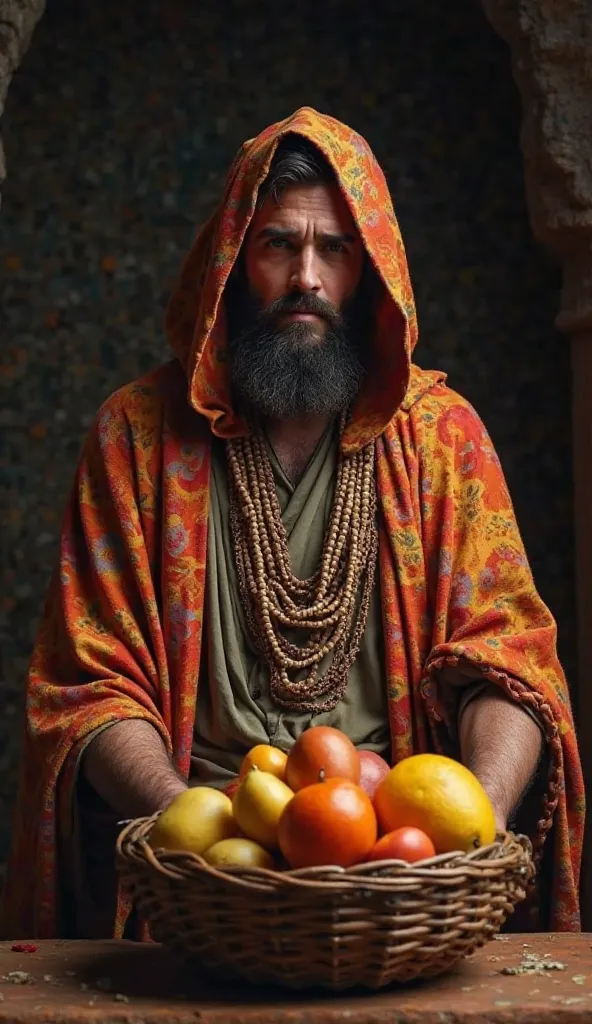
[251,183,359,237]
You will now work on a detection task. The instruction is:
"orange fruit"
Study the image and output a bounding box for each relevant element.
[285,726,360,791]
[374,753,497,854]
[239,744,288,782]
[358,750,390,799]
[232,768,294,850]
[278,778,377,869]
[367,827,436,863]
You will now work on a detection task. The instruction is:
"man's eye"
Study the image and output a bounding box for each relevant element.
[266,237,290,249]
[326,242,346,254]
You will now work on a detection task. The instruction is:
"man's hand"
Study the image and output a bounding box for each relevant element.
[82,719,187,819]
[458,683,543,832]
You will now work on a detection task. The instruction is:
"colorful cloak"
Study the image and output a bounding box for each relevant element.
[2,107,584,938]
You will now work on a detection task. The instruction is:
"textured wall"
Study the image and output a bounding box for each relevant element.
[0,0,45,191]
[0,0,575,869]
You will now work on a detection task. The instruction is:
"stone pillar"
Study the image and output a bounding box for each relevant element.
[481,0,592,926]
[0,0,46,204]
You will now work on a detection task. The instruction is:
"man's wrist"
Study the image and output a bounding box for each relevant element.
[82,719,189,818]
[470,771,510,832]
[460,687,543,835]
[150,777,188,815]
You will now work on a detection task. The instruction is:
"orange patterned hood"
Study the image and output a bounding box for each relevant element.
[165,106,434,452]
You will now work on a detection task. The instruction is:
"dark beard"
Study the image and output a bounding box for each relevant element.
[225,287,366,420]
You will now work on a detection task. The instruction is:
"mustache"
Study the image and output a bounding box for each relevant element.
[257,292,344,331]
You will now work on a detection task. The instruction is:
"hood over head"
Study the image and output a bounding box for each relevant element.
[166,107,433,452]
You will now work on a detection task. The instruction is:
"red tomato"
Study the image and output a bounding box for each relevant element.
[366,826,436,864]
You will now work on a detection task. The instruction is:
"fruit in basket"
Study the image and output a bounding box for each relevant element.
[285,726,360,791]
[233,767,294,850]
[278,778,377,869]
[374,753,496,854]
[239,743,288,782]
[203,837,275,870]
[148,787,237,856]
[367,826,436,863]
[358,750,390,798]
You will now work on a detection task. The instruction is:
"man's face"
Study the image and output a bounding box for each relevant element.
[226,183,369,421]
[243,183,365,329]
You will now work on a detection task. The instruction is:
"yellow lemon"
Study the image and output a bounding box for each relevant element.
[149,787,237,856]
[374,753,497,854]
[232,768,294,850]
[203,837,275,870]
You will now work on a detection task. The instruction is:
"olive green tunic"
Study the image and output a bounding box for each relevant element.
[190,425,390,786]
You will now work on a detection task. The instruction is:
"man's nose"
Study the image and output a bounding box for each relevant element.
[289,248,322,293]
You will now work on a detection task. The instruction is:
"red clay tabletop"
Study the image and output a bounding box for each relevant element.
[0,933,591,1023]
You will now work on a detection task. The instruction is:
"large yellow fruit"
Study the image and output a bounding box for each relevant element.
[203,837,275,870]
[233,768,294,850]
[149,787,237,856]
[374,754,497,854]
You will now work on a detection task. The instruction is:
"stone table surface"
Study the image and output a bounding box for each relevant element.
[0,934,591,1023]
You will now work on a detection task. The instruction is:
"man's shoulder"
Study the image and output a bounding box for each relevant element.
[89,361,211,459]
[399,365,482,423]
[96,360,187,425]
[387,369,494,459]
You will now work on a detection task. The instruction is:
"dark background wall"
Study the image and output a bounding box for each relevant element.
[0,0,575,872]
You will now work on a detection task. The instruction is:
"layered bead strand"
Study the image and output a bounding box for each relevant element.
[226,429,378,712]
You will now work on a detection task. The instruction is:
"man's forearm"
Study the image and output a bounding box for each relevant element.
[459,685,543,831]
[82,719,187,818]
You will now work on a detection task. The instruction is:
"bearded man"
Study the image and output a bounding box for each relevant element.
[3,108,584,940]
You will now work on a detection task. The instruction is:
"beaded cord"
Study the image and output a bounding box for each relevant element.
[226,426,378,712]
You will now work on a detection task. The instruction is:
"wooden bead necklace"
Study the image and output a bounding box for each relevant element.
[226,425,378,712]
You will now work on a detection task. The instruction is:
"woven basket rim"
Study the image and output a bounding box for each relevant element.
[116,814,534,893]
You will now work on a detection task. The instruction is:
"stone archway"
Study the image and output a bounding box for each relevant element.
[2,0,591,926]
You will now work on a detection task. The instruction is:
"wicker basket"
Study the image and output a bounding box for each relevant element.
[116,816,534,991]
